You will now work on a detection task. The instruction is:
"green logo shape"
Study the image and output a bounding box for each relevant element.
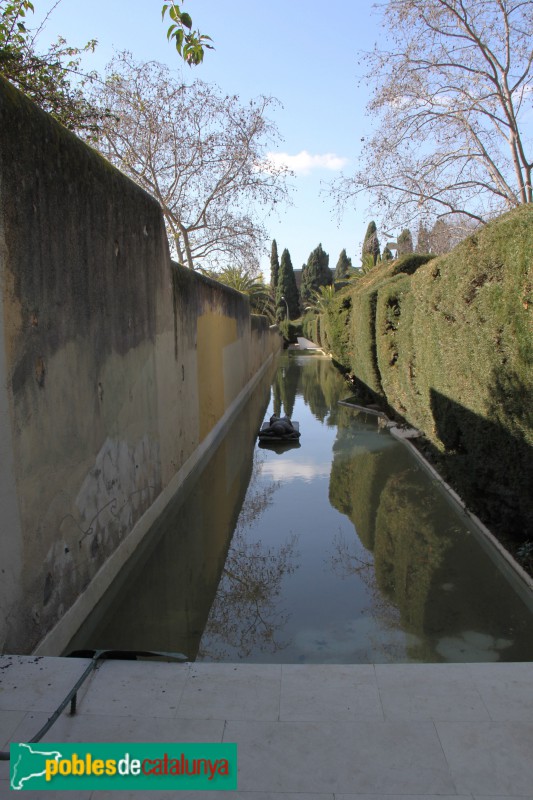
[10,742,237,791]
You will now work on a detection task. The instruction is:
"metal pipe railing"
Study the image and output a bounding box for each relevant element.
[0,649,188,760]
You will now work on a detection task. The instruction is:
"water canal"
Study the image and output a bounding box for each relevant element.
[67,353,533,663]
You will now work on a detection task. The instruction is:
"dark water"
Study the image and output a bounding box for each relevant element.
[68,354,533,663]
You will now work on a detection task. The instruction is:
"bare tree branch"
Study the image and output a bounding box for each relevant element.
[91,52,292,269]
[330,0,533,231]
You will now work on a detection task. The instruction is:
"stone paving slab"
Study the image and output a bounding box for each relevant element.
[280,664,382,721]
[226,718,455,795]
[1,656,533,798]
[295,336,322,350]
[435,720,533,796]
[464,661,533,721]
[375,663,491,721]
[0,654,94,713]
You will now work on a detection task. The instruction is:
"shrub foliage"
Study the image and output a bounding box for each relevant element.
[312,206,533,547]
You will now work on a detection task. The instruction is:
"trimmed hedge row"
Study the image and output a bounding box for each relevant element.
[316,207,533,546]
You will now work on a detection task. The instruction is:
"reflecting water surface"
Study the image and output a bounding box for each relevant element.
[69,354,533,663]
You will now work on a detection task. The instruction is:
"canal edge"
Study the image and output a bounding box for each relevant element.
[337,400,533,604]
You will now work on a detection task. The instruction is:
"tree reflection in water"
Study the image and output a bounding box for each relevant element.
[198,450,300,660]
[328,529,405,652]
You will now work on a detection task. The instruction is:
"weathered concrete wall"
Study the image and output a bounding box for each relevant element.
[0,78,281,654]
[64,359,277,659]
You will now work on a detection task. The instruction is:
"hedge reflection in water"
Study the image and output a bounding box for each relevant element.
[69,354,533,662]
[198,354,533,663]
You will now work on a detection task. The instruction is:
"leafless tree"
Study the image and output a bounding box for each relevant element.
[332,0,533,231]
[428,213,481,253]
[197,452,300,660]
[91,52,290,269]
[198,528,299,660]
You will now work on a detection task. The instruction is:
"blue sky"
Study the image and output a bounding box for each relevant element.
[32,0,385,279]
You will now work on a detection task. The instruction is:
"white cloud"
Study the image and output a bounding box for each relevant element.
[266,150,349,176]
[261,459,330,482]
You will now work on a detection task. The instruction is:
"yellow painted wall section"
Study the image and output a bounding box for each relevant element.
[197,312,239,440]
[0,77,283,653]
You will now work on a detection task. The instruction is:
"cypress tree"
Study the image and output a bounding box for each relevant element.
[415,223,431,253]
[429,219,459,254]
[382,244,394,261]
[270,239,280,291]
[334,248,352,280]
[276,248,300,320]
[397,228,414,256]
[362,221,381,266]
[300,243,332,306]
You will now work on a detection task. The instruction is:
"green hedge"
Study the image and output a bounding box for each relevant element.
[278,319,302,345]
[302,310,320,344]
[319,207,533,546]
[319,288,353,369]
[375,273,416,420]
[408,206,533,542]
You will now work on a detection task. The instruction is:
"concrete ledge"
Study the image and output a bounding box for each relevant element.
[338,401,533,604]
[398,432,533,606]
[33,350,280,657]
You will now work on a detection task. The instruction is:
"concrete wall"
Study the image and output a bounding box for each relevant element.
[0,78,281,654]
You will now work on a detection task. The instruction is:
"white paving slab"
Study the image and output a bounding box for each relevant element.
[0,654,92,712]
[80,659,190,718]
[436,719,533,796]
[1,656,533,798]
[44,711,225,745]
[177,663,281,721]
[225,719,456,795]
[466,662,533,721]
[375,663,490,721]
[0,779,92,799]
[280,664,383,721]
[87,793,334,800]
[335,796,470,800]
[0,709,26,750]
